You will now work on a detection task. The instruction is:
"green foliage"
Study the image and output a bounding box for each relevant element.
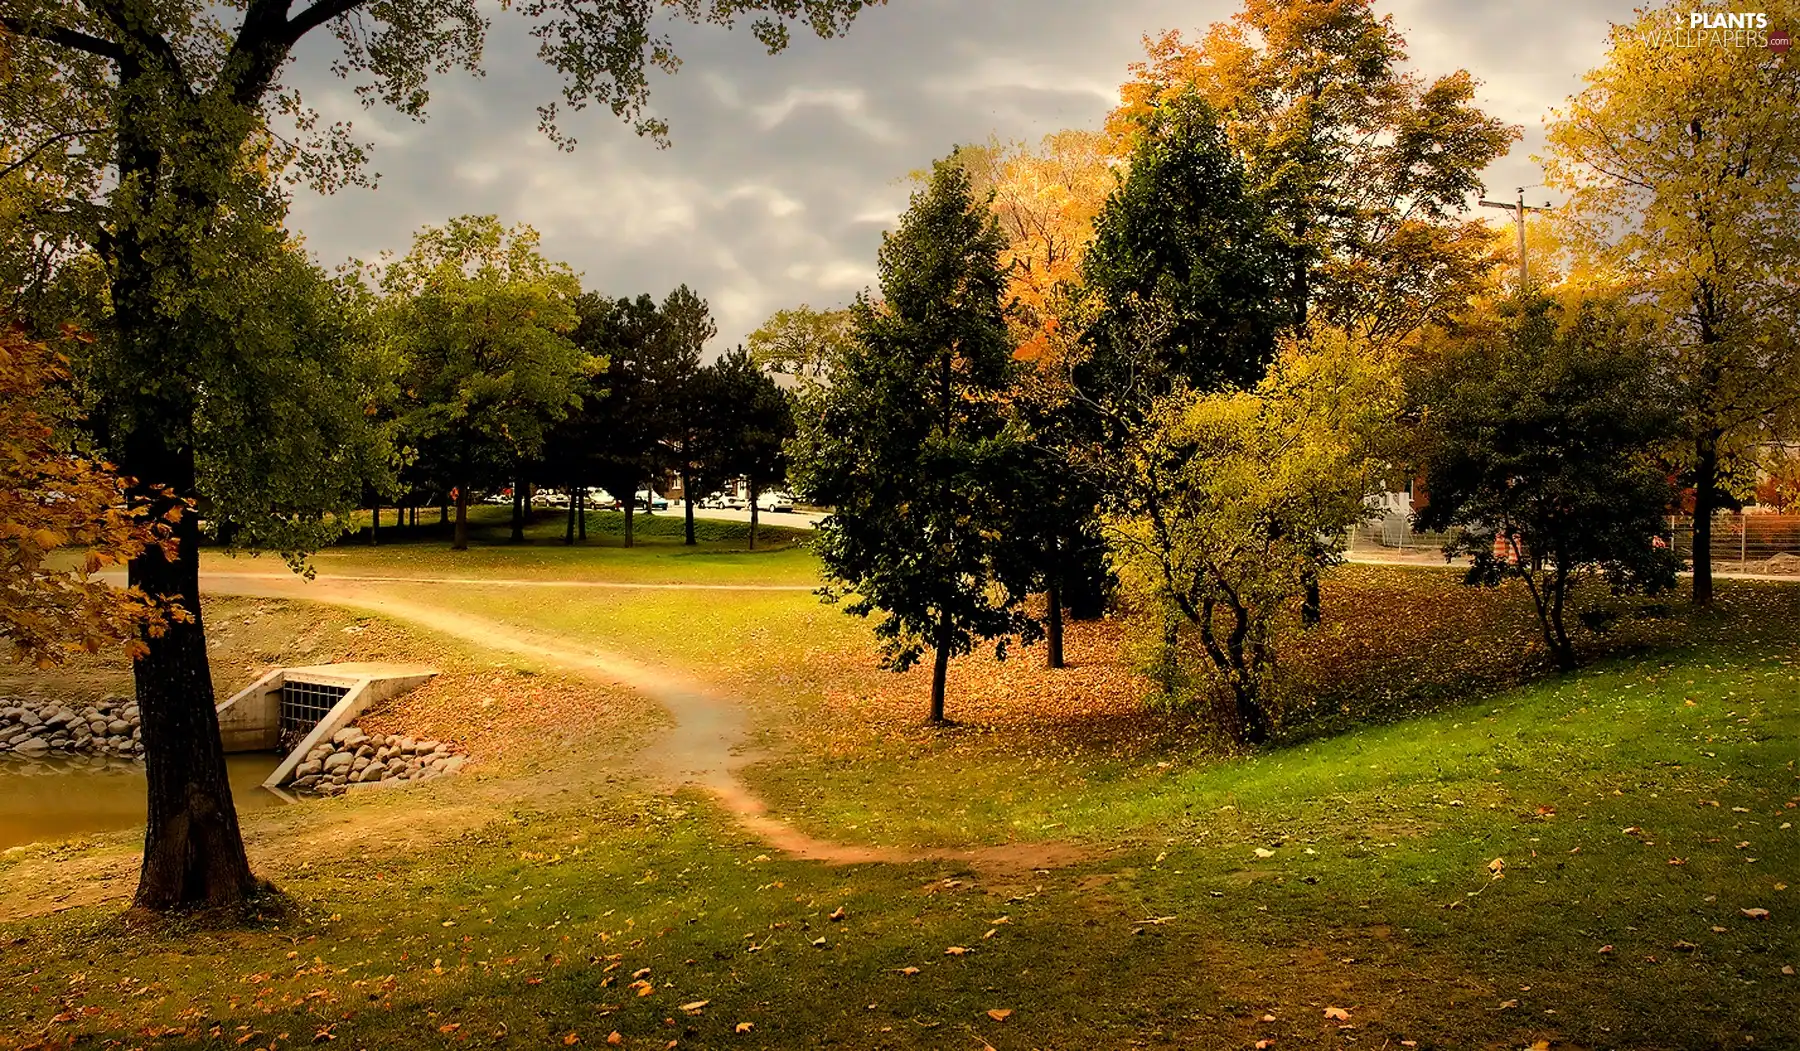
[790,158,1036,718]
[1106,330,1400,742]
[380,215,585,507]
[691,345,796,514]
[1413,298,1682,669]
[1544,1,1800,601]
[746,304,853,388]
[1080,91,1286,399]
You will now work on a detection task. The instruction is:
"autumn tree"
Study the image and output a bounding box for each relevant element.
[791,159,1036,723]
[1,324,180,666]
[1413,298,1681,669]
[1110,0,1516,345]
[1,0,883,912]
[1106,329,1398,743]
[381,216,584,550]
[1544,0,1800,606]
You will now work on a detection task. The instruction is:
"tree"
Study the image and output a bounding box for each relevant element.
[746,304,855,389]
[1543,1,1800,606]
[952,131,1114,363]
[1,323,182,665]
[381,216,584,551]
[698,346,796,550]
[658,285,716,546]
[790,158,1036,723]
[1110,0,1517,345]
[1079,91,1288,402]
[1,0,881,912]
[1105,329,1398,743]
[1413,298,1681,670]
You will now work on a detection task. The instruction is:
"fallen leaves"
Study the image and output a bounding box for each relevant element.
[828,906,847,922]
[1742,907,1771,920]
[986,1009,1012,1022]
[944,946,969,956]
[1323,1007,1351,1021]
[1253,848,1276,859]
[896,967,920,976]
[679,1001,709,1014]
[734,1022,754,1034]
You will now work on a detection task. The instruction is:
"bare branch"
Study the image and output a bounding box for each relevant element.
[0,127,108,181]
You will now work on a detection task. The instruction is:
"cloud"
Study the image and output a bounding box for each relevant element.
[282,0,1635,351]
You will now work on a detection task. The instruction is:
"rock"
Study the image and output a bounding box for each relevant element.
[122,705,139,721]
[442,756,467,775]
[416,739,440,754]
[88,719,109,735]
[330,727,360,745]
[323,752,355,773]
[295,759,324,778]
[293,775,321,791]
[17,711,41,729]
[307,745,334,762]
[107,719,131,735]
[45,710,72,728]
[14,737,48,754]
[354,744,376,759]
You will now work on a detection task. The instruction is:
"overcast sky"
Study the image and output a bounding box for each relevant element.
[283,0,1631,352]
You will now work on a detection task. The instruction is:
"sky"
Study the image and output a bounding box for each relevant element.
[282,0,1632,352]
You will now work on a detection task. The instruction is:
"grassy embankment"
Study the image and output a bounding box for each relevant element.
[0,515,1794,1049]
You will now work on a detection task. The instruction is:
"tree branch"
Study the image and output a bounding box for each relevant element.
[0,127,109,181]
[0,15,123,61]
[282,0,363,46]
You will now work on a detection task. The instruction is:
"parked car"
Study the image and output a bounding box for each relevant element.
[758,491,797,514]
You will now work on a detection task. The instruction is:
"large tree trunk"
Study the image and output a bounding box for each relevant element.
[1692,435,1719,607]
[683,469,697,546]
[577,487,587,541]
[439,498,449,529]
[122,434,258,911]
[565,491,577,544]
[929,608,952,724]
[453,485,470,550]
[624,500,635,549]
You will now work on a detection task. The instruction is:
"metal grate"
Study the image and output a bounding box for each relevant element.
[279,680,349,753]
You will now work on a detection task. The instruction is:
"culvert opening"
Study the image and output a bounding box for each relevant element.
[279,680,349,754]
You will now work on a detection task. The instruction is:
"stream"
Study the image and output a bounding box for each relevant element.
[0,754,284,852]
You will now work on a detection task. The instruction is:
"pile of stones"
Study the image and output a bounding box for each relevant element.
[0,696,142,760]
[288,726,468,796]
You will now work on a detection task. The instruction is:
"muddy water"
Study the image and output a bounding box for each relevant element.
[0,754,284,851]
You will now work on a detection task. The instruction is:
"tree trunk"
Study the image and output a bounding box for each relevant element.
[748,484,760,551]
[1548,569,1576,671]
[683,470,697,546]
[1301,565,1321,627]
[439,498,449,529]
[564,491,577,544]
[577,488,587,541]
[1045,536,1064,669]
[370,501,379,545]
[928,608,952,724]
[624,500,635,549]
[1692,436,1719,607]
[453,485,470,550]
[123,441,258,911]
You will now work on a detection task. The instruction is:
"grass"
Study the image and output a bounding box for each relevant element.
[0,549,1795,1049]
[213,506,822,588]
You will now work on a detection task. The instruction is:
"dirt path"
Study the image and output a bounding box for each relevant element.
[203,572,1087,873]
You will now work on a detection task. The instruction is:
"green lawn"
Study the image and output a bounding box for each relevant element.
[0,558,1795,1049]
[205,505,824,587]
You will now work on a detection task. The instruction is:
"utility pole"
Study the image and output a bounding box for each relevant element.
[1479,186,1553,292]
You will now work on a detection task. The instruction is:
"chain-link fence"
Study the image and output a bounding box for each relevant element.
[1343,510,1800,576]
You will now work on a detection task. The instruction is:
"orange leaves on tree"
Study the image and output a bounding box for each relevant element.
[0,324,186,666]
